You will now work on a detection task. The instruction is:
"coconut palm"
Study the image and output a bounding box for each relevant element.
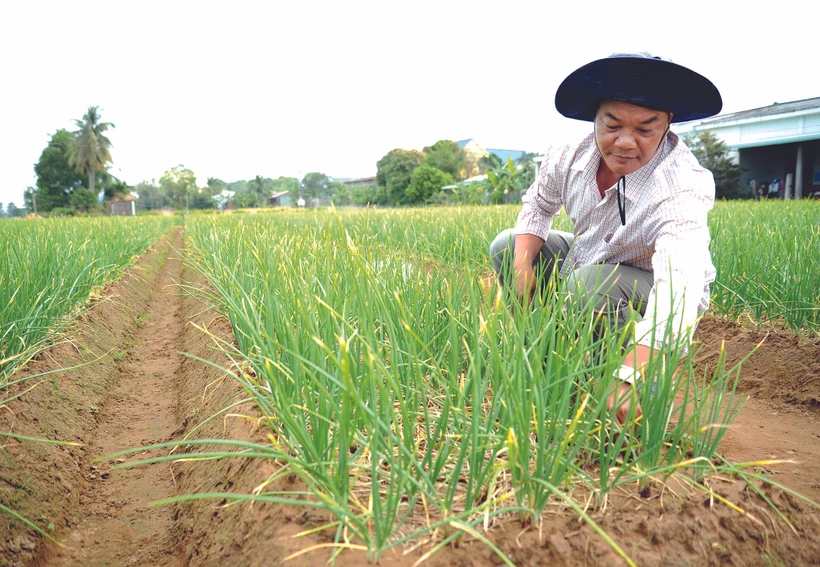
[67,106,115,196]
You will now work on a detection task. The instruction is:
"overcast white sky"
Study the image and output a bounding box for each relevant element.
[1,1,816,208]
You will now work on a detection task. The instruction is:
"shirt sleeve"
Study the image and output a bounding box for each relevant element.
[515,144,567,241]
[634,176,715,351]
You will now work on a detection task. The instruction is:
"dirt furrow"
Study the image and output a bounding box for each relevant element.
[41,231,186,567]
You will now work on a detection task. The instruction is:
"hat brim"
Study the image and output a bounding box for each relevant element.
[555,56,722,123]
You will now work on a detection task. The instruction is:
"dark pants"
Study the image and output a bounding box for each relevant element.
[489,229,654,333]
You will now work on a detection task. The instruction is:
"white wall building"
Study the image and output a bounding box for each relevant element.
[679,97,820,199]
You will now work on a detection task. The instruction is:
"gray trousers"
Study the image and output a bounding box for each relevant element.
[489,229,654,333]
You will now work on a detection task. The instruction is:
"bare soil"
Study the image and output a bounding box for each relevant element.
[1,233,818,567]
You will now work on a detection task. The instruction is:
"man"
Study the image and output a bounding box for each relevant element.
[490,52,722,423]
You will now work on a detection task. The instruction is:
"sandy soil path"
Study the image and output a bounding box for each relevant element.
[41,231,186,567]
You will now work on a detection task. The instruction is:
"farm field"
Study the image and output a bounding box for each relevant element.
[0,202,818,567]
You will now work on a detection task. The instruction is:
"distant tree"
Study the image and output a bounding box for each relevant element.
[134,180,166,211]
[422,140,466,181]
[7,202,26,218]
[486,158,524,204]
[160,165,198,211]
[100,174,131,202]
[479,152,502,173]
[0,202,3,217]
[225,180,248,194]
[248,175,273,207]
[301,172,333,201]
[205,177,227,197]
[376,149,424,205]
[67,106,115,196]
[69,188,101,213]
[350,184,386,207]
[33,129,86,212]
[516,151,539,190]
[406,164,453,204]
[684,131,742,199]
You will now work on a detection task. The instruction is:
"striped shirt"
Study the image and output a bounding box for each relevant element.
[516,131,716,349]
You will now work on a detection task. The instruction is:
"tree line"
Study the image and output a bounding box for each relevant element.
[8,108,742,218]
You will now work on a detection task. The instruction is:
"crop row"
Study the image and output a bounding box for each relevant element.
[182,209,757,562]
[0,216,177,389]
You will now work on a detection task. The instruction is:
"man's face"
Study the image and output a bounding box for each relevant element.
[594,100,672,177]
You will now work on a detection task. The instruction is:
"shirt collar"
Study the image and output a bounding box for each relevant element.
[575,131,674,202]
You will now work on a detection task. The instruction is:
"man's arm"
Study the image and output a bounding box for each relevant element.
[513,233,545,304]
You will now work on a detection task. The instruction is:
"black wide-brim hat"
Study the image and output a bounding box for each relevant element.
[555,52,722,123]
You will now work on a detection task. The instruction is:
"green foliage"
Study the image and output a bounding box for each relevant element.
[709,200,819,333]
[485,158,529,204]
[205,177,227,196]
[33,129,86,212]
[684,131,742,199]
[69,188,102,213]
[101,175,131,202]
[406,164,453,204]
[422,140,466,181]
[67,106,115,195]
[160,165,199,210]
[376,149,424,205]
[134,181,167,211]
[480,152,502,173]
[247,175,272,208]
[350,184,386,207]
[6,202,26,218]
[301,172,334,201]
[0,216,175,384]
[515,151,539,189]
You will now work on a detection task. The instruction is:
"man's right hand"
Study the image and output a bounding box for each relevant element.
[512,234,545,306]
[513,260,536,305]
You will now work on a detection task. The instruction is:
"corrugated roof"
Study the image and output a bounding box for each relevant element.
[693,96,820,126]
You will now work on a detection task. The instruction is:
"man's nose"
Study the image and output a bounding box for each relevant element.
[614,133,637,148]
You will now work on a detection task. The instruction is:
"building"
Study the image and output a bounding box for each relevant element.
[266,191,292,207]
[682,97,820,199]
[340,176,377,189]
[108,194,136,216]
[457,139,528,178]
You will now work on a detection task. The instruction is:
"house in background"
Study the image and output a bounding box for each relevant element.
[680,96,820,198]
[108,194,136,216]
[266,191,292,207]
[457,139,527,178]
[339,176,377,190]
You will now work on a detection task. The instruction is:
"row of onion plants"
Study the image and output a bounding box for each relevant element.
[168,209,756,564]
[0,216,176,392]
[707,200,819,334]
[0,215,176,541]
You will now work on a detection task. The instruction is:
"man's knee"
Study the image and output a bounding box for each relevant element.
[565,265,620,314]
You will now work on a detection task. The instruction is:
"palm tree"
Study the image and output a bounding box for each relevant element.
[67,106,115,196]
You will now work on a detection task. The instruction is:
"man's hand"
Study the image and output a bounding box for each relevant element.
[511,234,544,306]
[513,260,536,305]
[606,382,642,425]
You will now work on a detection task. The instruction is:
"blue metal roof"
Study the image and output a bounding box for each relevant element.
[486,149,526,163]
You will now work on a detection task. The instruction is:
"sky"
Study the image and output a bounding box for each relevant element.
[1,0,816,209]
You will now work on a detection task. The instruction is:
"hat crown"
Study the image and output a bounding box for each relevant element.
[554,53,722,123]
[608,51,671,62]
